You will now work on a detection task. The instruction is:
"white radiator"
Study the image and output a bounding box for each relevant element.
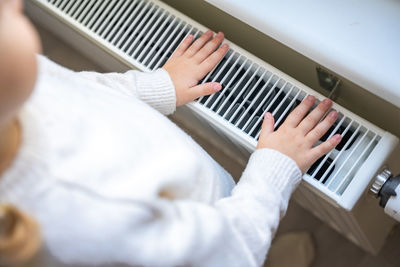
[26,0,400,254]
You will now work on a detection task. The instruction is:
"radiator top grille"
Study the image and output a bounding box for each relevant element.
[41,0,381,197]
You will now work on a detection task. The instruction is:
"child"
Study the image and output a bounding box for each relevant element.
[0,0,341,266]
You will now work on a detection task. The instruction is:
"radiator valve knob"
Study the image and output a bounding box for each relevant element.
[369,168,400,222]
[370,169,392,197]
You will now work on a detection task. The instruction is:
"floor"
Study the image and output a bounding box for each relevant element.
[33,24,400,267]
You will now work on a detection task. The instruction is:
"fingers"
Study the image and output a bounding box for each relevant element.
[185,30,213,57]
[310,134,342,162]
[189,82,222,100]
[200,44,229,75]
[297,98,333,134]
[172,34,194,58]
[193,32,225,63]
[305,110,338,144]
[259,112,275,137]
[284,95,316,128]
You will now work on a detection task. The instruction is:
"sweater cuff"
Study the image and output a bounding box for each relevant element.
[135,68,176,115]
[240,149,302,202]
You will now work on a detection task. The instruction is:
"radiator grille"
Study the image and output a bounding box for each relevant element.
[41,0,380,197]
[50,0,201,69]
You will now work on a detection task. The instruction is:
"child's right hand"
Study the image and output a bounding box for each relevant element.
[163,30,229,107]
[257,96,342,174]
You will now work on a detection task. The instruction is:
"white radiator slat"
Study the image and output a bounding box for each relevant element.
[95,0,124,35]
[153,23,192,70]
[160,25,198,69]
[141,16,178,65]
[218,62,255,116]
[105,0,138,42]
[59,0,69,10]
[234,69,268,127]
[254,84,297,140]
[64,0,76,15]
[74,0,90,21]
[226,65,261,122]
[270,85,294,117]
[232,68,266,126]
[274,89,303,129]
[120,4,157,52]
[91,1,115,32]
[114,1,149,48]
[248,80,288,137]
[127,8,164,57]
[193,28,203,39]
[66,0,80,17]
[209,57,247,110]
[136,12,171,62]
[76,0,95,23]
[79,1,98,25]
[75,1,92,22]
[54,0,62,7]
[309,115,347,179]
[335,133,378,194]
[320,123,361,185]
[203,52,240,107]
[86,0,108,29]
[237,73,275,128]
[199,49,235,89]
[71,1,84,20]
[125,6,162,56]
[327,129,369,189]
[223,64,261,119]
[241,77,280,131]
[99,0,130,38]
[147,19,184,69]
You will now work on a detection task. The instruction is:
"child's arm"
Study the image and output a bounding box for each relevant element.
[46,31,228,115]
[37,97,340,266]
[215,96,341,263]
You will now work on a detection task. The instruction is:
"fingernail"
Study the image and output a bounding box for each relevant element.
[333,134,342,142]
[216,32,223,37]
[323,99,332,106]
[213,83,221,91]
[264,112,271,119]
[329,111,338,119]
[205,30,213,36]
[221,43,229,49]
[307,95,315,102]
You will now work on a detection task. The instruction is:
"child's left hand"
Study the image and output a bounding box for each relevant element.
[163,30,229,106]
[257,96,341,174]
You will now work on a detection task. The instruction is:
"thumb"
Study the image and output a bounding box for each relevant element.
[260,112,275,136]
[190,82,222,99]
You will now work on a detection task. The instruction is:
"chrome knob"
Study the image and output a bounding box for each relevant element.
[370,169,392,197]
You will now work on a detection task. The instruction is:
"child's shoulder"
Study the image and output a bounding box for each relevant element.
[37,55,74,77]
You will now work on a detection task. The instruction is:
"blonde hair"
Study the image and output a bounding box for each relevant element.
[0,204,40,266]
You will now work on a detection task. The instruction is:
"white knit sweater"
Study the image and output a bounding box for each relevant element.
[0,56,301,267]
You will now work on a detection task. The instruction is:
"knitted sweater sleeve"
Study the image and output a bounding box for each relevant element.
[38,149,301,267]
[37,55,177,115]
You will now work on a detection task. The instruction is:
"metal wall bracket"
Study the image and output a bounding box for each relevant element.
[316,66,341,100]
